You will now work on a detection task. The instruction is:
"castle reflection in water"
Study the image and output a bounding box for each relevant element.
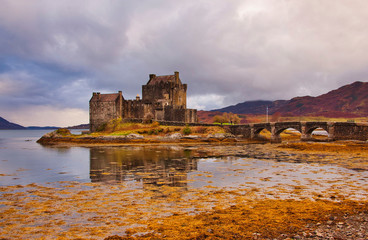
[89,146,198,187]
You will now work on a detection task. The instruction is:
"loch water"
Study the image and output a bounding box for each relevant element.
[0,129,367,200]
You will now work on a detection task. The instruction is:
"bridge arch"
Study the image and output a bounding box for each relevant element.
[254,128,272,140]
[305,126,329,135]
[273,122,302,142]
[302,122,331,141]
[275,127,302,141]
[251,123,272,140]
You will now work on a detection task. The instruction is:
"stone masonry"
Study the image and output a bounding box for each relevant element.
[89,72,198,132]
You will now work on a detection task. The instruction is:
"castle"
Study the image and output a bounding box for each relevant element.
[89,71,198,132]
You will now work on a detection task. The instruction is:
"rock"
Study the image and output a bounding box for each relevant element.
[166,133,183,140]
[207,133,235,139]
[97,135,126,140]
[126,133,144,139]
[41,128,72,138]
[182,135,200,139]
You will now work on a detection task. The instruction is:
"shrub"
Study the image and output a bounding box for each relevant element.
[163,127,171,134]
[182,126,192,135]
[56,128,71,136]
[151,121,160,128]
[148,129,159,135]
[194,126,207,134]
[96,123,107,132]
[111,118,122,131]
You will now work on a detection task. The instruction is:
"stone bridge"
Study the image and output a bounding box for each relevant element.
[140,119,368,143]
[224,121,368,143]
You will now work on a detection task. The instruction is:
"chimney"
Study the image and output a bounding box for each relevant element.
[97,92,100,100]
[149,74,156,81]
[136,94,140,101]
[174,71,179,84]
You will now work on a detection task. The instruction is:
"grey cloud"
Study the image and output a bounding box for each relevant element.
[1,0,368,124]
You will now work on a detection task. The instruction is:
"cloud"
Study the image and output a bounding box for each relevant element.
[1,0,368,125]
[3,105,89,127]
[188,94,226,111]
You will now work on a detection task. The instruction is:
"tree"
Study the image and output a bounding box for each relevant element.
[271,112,282,122]
[229,113,241,124]
[213,115,227,124]
[213,112,241,124]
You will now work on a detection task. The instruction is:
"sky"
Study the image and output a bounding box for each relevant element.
[1,0,368,127]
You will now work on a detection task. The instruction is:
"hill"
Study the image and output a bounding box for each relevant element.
[67,124,90,129]
[26,126,60,130]
[214,81,368,118]
[0,117,25,129]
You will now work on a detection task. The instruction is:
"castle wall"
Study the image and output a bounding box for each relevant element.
[122,100,157,120]
[163,106,185,122]
[90,100,118,132]
[142,82,170,104]
[163,106,197,123]
[185,109,198,123]
[171,84,187,108]
[142,82,187,108]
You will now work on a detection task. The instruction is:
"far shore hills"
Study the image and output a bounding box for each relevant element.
[0,117,89,130]
[2,81,368,130]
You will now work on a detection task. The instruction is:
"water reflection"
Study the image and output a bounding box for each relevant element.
[90,146,198,187]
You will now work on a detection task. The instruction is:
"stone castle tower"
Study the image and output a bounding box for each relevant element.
[89,71,197,132]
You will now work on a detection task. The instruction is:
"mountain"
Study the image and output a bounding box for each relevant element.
[214,100,287,115]
[0,116,60,130]
[214,81,368,118]
[0,117,26,129]
[67,124,89,129]
[26,126,59,130]
[0,115,89,130]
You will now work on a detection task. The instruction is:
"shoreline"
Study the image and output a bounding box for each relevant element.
[37,132,368,172]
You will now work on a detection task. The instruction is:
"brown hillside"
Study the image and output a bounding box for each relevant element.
[214,81,368,118]
[277,81,368,117]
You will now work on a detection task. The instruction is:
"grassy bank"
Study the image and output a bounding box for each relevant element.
[93,119,226,137]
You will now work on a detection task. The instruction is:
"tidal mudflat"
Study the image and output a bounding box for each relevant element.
[1,131,368,239]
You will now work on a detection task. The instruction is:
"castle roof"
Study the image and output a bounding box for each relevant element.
[147,72,182,85]
[91,93,120,102]
[147,75,175,85]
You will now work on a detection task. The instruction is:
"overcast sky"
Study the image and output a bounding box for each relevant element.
[1,0,368,126]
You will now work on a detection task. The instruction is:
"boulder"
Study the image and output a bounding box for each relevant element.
[126,133,144,139]
[166,133,183,140]
[207,133,235,139]
[182,135,201,139]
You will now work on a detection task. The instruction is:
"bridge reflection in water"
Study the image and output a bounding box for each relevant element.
[89,146,197,187]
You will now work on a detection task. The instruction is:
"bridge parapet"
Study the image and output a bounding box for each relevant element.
[274,122,302,134]
[209,121,368,143]
[228,125,252,138]
[332,122,368,141]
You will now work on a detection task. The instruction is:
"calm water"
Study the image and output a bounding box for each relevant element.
[0,130,90,186]
[1,130,367,199]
